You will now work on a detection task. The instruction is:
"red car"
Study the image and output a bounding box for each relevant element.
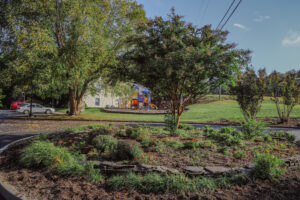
[10,102,27,110]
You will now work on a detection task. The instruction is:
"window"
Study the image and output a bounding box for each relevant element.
[95,98,100,106]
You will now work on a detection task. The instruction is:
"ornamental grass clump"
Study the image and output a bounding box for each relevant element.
[106,173,240,194]
[116,140,144,160]
[92,135,118,153]
[20,141,85,176]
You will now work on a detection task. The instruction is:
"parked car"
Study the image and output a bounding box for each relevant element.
[16,103,55,115]
[10,102,27,110]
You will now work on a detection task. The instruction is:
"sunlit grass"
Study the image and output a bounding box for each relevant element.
[48,97,300,123]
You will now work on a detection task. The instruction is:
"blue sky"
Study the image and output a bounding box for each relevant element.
[136,0,300,73]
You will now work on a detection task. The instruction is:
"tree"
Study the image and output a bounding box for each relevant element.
[3,0,145,115]
[0,88,4,108]
[230,67,267,120]
[121,9,250,128]
[268,71,300,123]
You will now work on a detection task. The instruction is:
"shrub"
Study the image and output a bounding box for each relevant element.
[92,135,118,152]
[252,153,285,180]
[268,131,296,142]
[116,140,143,160]
[240,117,268,139]
[230,67,267,120]
[20,141,85,176]
[268,71,300,123]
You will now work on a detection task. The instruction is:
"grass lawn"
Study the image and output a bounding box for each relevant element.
[52,100,300,123]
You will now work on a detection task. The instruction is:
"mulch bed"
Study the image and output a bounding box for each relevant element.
[0,129,300,200]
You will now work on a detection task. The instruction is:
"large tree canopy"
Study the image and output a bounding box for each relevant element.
[121,10,251,127]
[1,0,145,115]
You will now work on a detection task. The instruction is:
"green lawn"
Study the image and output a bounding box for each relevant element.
[53,100,300,123]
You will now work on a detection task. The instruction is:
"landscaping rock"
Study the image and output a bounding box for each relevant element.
[183,166,207,175]
[93,161,135,172]
[205,166,232,175]
[284,156,300,166]
[244,164,255,169]
[137,164,179,174]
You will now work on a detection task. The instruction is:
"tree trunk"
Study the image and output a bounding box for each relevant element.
[68,88,80,116]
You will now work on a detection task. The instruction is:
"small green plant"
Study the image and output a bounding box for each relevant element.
[184,138,201,150]
[233,150,246,159]
[178,123,194,130]
[169,140,184,149]
[78,141,86,150]
[268,131,296,142]
[220,127,236,134]
[252,153,285,180]
[135,152,157,164]
[116,140,144,160]
[263,135,273,142]
[164,113,177,136]
[92,135,118,152]
[85,162,103,183]
[126,127,139,139]
[297,122,300,127]
[34,134,49,141]
[240,117,268,139]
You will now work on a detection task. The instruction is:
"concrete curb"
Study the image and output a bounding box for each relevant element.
[0,136,34,200]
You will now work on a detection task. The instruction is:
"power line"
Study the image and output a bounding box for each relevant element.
[216,0,236,30]
[200,0,210,25]
[220,0,243,30]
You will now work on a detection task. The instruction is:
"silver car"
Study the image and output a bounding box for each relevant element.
[16,103,55,115]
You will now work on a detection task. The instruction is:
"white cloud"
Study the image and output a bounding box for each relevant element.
[233,23,249,31]
[254,15,271,22]
[282,31,300,47]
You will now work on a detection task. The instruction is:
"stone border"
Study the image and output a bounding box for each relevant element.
[92,157,300,176]
[0,136,34,200]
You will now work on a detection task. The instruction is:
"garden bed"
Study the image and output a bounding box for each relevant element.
[0,124,299,200]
